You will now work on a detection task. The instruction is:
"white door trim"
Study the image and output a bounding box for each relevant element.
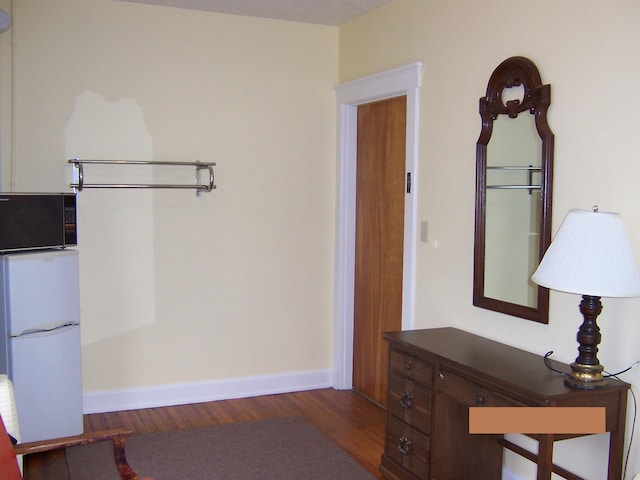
[333,63,423,390]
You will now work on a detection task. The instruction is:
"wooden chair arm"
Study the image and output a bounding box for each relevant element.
[13,428,149,480]
[14,428,134,456]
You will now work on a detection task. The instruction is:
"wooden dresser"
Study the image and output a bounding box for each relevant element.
[379,328,630,480]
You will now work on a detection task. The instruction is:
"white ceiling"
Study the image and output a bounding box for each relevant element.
[117,0,394,26]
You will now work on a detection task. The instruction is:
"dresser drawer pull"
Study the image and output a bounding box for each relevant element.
[398,435,412,455]
[400,391,414,409]
[475,393,485,405]
[405,359,413,371]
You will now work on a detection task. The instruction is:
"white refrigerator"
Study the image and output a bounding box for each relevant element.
[0,249,83,442]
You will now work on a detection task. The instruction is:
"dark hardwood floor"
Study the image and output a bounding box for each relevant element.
[24,388,386,479]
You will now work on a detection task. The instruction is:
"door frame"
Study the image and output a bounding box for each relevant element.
[333,63,423,390]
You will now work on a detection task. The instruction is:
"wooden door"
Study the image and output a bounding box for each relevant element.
[353,96,407,406]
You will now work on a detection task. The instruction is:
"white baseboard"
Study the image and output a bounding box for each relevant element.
[82,369,334,414]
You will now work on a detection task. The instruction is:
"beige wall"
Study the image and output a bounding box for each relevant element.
[0,0,338,392]
[3,0,640,477]
[340,0,640,477]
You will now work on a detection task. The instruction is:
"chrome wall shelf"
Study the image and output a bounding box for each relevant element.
[69,159,216,196]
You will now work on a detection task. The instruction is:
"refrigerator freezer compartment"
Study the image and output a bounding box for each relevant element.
[2,249,80,337]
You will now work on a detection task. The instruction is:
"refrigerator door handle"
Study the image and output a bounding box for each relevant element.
[9,322,80,339]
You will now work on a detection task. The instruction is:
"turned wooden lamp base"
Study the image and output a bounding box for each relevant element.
[564,294,609,390]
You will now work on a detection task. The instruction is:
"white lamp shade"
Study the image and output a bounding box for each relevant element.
[532,209,640,297]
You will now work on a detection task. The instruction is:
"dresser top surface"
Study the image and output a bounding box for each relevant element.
[384,327,628,402]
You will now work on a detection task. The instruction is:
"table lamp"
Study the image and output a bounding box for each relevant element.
[532,207,640,389]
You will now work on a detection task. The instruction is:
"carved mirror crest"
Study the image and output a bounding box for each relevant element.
[473,56,554,323]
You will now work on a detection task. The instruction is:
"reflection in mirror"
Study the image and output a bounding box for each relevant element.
[473,57,553,323]
[485,111,541,306]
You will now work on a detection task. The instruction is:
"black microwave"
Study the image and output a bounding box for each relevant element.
[0,193,77,252]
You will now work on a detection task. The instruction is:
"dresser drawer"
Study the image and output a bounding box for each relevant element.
[438,369,525,407]
[385,415,430,479]
[389,348,434,386]
[388,371,432,434]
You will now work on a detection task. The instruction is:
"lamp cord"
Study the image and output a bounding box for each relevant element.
[543,351,638,480]
[543,351,569,376]
[543,351,640,377]
[605,361,640,377]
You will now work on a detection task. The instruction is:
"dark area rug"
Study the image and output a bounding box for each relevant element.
[67,416,375,479]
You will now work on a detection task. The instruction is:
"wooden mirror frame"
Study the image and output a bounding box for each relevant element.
[473,56,554,324]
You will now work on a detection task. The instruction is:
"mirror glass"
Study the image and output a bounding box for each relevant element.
[473,57,553,323]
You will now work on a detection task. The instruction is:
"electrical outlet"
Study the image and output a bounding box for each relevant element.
[420,221,428,243]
